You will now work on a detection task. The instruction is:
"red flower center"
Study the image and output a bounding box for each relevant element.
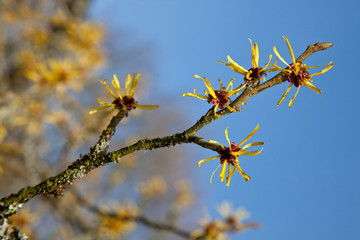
[219,142,242,165]
[288,63,310,88]
[113,96,136,111]
[207,90,230,109]
[244,67,265,84]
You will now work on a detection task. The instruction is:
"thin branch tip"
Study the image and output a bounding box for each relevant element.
[314,42,333,51]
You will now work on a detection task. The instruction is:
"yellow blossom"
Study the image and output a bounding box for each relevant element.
[218,39,275,85]
[89,73,159,115]
[98,202,138,239]
[183,75,244,117]
[272,35,334,107]
[26,59,82,92]
[198,125,264,186]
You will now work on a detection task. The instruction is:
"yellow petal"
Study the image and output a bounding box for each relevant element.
[307,61,333,69]
[288,86,300,108]
[269,63,291,73]
[283,35,296,64]
[237,124,260,147]
[210,164,222,184]
[182,93,208,100]
[236,165,251,182]
[226,55,248,75]
[96,98,113,106]
[294,62,302,75]
[245,70,252,80]
[302,81,322,94]
[219,78,223,90]
[208,140,225,149]
[232,83,246,92]
[232,150,247,156]
[125,74,131,96]
[310,63,334,77]
[99,80,117,99]
[111,79,123,100]
[261,54,273,72]
[226,78,234,91]
[273,46,290,67]
[129,73,141,97]
[112,74,121,94]
[203,79,217,99]
[277,83,293,106]
[133,104,159,110]
[240,148,263,156]
[214,104,220,118]
[89,105,112,115]
[219,161,227,183]
[242,142,265,149]
[249,39,259,69]
[249,39,257,68]
[198,155,221,167]
[195,75,216,99]
[226,164,237,187]
[225,127,231,147]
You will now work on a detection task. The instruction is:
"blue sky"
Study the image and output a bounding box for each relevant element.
[89,0,360,239]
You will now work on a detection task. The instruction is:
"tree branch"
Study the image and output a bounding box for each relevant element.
[0,42,333,219]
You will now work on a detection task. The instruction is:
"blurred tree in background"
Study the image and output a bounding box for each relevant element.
[0,1,258,239]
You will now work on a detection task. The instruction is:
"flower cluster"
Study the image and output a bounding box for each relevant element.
[198,125,263,186]
[88,36,333,187]
[181,36,333,185]
[89,73,159,115]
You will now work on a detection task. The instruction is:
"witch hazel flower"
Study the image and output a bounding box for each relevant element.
[89,73,158,115]
[198,125,264,186]
[272,35,334,107]
[218,39,276,86]
[183,75,245,117]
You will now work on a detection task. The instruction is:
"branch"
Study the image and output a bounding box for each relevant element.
[0,42,333,219]
[74,194,192,239]
[0,110,126,218]
[90,110,127,155]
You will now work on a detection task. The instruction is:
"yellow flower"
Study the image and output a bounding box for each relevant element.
[272,35,334,107]
[218,39,275,86]
[183,75,244,117]
[198,125,264,186]
[26,59,82,92]
[89,73,159,115]
[98,202,138,239]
